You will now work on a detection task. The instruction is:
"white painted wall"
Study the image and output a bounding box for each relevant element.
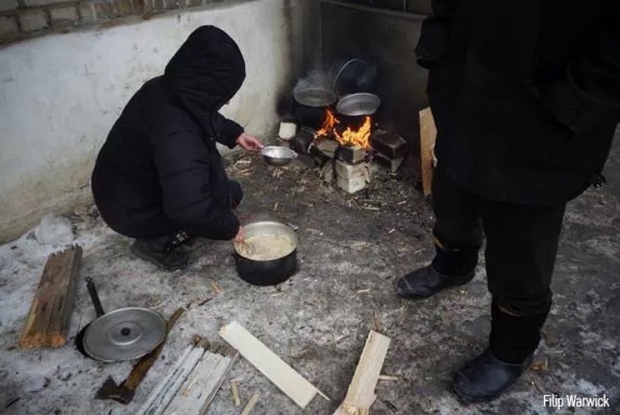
[0,0,302,243]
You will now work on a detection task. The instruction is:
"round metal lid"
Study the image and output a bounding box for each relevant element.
[82,307,167,362]
[293,88,337,107]
[336,92,381,116]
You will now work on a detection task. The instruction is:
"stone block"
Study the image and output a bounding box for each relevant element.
[0,0,17,13]
[320,160,335,184]
[0,15,18,35]
[50,6,79,25]
[19,10,48,32]
[375,153,405,173]
[315,139,339,158]
[337,145,367,164]
[370,130,408,159]
[337,176,367,194]
[335,160,370,180]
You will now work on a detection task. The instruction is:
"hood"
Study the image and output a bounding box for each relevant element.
[164,26,246,137]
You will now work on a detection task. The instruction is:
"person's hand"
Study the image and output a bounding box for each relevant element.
[236,133,264,153]
[233,226,245,242]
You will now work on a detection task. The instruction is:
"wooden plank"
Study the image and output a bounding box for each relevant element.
[333,331,391,415]
[240,393,260,415]
[19,245,82,349]
[219,321,319,409]
[163,343,238,415]
[419,107,437,197]
[231,380,241,406]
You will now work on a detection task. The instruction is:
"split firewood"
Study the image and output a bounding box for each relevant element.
[19,245,82,349]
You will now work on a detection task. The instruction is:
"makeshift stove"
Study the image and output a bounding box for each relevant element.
[282,109,408,194]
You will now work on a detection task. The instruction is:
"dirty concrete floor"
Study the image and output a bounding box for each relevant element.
[1,133,620,415]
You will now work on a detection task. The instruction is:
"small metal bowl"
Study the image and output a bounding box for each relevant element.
[260,146,298,166]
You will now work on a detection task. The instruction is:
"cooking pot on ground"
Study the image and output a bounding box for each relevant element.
[232,221,299,286]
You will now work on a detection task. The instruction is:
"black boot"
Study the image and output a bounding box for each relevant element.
[131,233,190,271]
[396,244,478,299]
[452,301,549,402]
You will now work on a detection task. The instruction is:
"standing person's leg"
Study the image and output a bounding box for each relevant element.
[396,169,484,298]
[452,200,566,401]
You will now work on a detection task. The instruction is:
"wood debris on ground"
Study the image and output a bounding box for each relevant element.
[230,380,241,407]
[210,282,223,295]
[240,393,260,415]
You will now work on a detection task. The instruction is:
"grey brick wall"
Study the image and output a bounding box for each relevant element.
[0,0,243,45]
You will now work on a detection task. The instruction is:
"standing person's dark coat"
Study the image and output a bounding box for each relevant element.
[92,26,261,270]
[397,0,620,403]
[417,0,620,205]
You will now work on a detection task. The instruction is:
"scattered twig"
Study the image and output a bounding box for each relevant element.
[361,206,381,211]
[378,375,399,381]
[231,380,241,407]
[357,289,371,294]
[240,392,260,415]
[397,200,407,205]
[273,202,279,211]
[210,282,222,295]
[335,334,350,344]
[197,297,213,307]
[388,228,395,234]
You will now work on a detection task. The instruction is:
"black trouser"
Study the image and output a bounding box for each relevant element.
[432,170,566,362]
[97,180,243,240]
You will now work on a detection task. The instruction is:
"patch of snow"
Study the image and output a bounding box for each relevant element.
[33,214,74,246]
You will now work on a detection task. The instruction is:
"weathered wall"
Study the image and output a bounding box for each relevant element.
[321,0,430,154]
[0,0,315,243]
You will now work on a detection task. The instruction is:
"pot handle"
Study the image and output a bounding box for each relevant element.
[85,277,105,317]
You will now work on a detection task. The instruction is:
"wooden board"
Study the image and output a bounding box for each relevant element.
[19,245,83,349]
[163,343,238,415]
[333,331,391,415]
[419,107,437,197]
[219,321,319,409]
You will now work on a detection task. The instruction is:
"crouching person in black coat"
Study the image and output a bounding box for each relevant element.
[91,26,263,271]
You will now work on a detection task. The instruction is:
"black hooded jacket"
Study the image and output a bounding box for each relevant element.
[92,26,245,239]
[417,0,620,205]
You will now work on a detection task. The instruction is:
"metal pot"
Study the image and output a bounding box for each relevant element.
[336,92,381,116]
[293,88,336,130]
[232,221,299,286]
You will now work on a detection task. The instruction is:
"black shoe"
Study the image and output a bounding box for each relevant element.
[396,265,475,299]
[131,238,189,271]
[452,349,533,403]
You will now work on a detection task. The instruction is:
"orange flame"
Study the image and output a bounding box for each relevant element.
[315,109,372,149]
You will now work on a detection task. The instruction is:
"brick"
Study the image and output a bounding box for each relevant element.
[335,160,370,180]
[117,0,134,15]
[320,160,335,184]
[370,130,408,159]
[337,145,367,164]
[0,15,18,35]
[94,1,114,20]
[315,139,339,158]
[19,9,48,31]
[337,176,367,194]
[50,6,79,24]
[375,153,405,173]
[79,3,96,22]
[0,0,17,12]
[184,0,201,8]
[23,0,65,6]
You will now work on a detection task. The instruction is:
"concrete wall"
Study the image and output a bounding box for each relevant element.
[0,0,318,243]
[321,0,429,155]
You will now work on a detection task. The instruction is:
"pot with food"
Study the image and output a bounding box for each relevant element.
[232,221,298,286]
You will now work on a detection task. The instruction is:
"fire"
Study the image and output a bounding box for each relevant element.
[315,109,372,149]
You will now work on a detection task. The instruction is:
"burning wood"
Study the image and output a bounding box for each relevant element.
[314,109,372,149]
